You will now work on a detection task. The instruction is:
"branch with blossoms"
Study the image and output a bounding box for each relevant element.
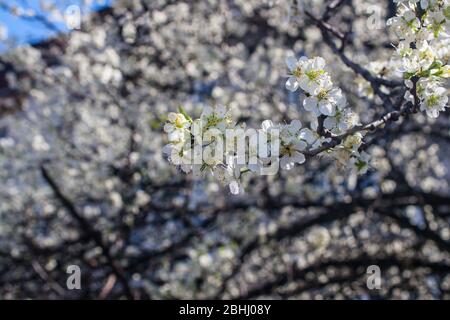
[162,0,449,195]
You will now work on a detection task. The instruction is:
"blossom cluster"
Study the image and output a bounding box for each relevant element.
[285,55,369,174]
[163,55,371,194]
[163,0,449,195]
[163,105,314,194]
[388,0,449,117]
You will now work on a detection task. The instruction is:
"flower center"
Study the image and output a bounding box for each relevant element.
[305,69,324,81]
[292,67,302,78]
[175,116,185,128]
[419,49,434,61]
[205,114,222,129]
[355,159,367,170]
[427,94,439,107]
[317,89,328,100]
[281,145,294,157]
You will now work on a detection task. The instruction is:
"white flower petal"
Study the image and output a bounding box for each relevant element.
[285,56,298,71]
[290,119,302,132]
[299,56,308,62]
[168,112,178,122]
[164,123,174,133]
[324,117,336,130]
[292,151,306,164]
[319,101,335,116]
[303,80,320,95]
[168,130,183,142]
[286,77,299,92]
[300,128,316,144]
[303,96,318,112]
[262,120,274,132]
[314,57,326,69]
[426,109,439,118]
[294,141,307,151]
[338,121,349,132]
[280,156,294,170]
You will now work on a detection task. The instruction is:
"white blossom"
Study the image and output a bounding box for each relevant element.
[324,108,360,134]
[419,83,449,117]
[303,87,345,116]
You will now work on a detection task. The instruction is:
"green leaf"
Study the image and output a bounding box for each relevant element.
[403,72,415,79]
[429,60,443,70]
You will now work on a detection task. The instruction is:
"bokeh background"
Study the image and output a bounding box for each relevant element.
[0,0,449,299]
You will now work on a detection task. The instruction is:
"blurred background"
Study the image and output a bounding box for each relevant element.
[0,0,449,299]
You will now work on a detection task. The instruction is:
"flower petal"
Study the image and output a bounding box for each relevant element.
[299,128,316,144]
[294,141,307,151]
[324,117,336,130]
[285,56,298,71]
[289,119,302,132]
[280,156,294,170]
[164,123,174,133]
[292,151,306,164]
[286,77,299,92]
[426,109,439,118]
[319,101,335,116]
[168,112,178,122]
[303,96,318,112]
[262,120,274,132]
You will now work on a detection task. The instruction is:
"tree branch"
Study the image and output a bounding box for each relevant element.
[40,165,137,300]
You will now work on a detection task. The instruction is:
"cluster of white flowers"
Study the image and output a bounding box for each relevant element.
[286,56,359,134]
[388,0,449,118]
[332,133,371,175]
[261,119,307,170]
[163,105,314,194]
[285,55,369,174]
[286,56,345,117]
[163,105,233,174]
[163,55,373,194]
[163,105,248,194]
[162,111,193,174]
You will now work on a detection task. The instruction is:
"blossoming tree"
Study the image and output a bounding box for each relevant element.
[0,0,449,299]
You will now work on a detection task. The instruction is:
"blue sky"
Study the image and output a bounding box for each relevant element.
[0,0,113,50]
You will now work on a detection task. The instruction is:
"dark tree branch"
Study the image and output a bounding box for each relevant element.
[40,165,137,300]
